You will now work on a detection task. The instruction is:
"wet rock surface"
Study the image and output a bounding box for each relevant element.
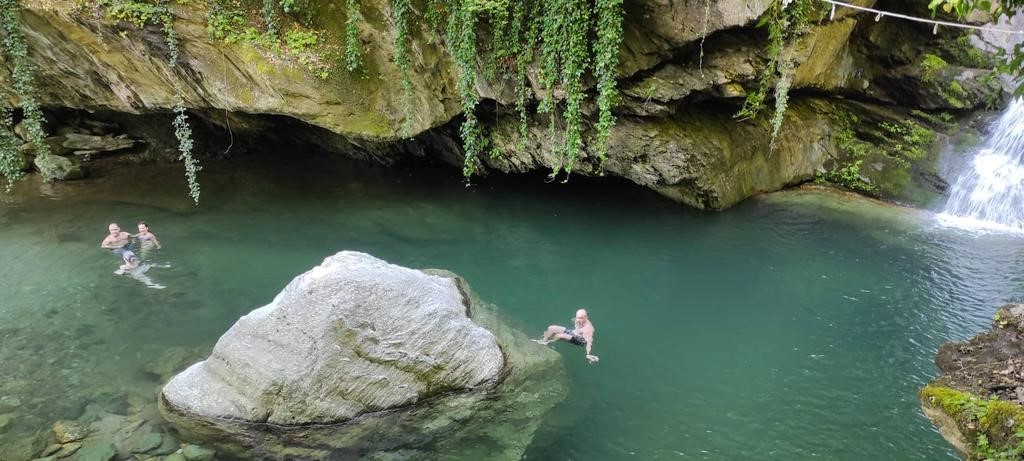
[159,251,566,459]
[921,304,1024,459]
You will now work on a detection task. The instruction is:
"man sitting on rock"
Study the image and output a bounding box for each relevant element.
[533,308,600,364]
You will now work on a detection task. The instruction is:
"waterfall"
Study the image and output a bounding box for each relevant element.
[938,97,1024,232]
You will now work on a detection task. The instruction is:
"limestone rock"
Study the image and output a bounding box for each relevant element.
[131,432,162,454]
[52,420,88,444]
[74,439,116,461]
[33,154,86,181]
[61,133,136,152]
[160,251,566,459]
[53,441,82,458]
[921,304,1024,459]
[13,121,28,141]
[162,251,505,424]
[180,444,214,461]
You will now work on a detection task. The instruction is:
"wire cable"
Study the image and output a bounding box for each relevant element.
[820,0,1024,35]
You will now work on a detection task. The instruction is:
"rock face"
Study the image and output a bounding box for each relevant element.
[920,304,1024,459]
[160,251,565,459]
[1,1,1005,207]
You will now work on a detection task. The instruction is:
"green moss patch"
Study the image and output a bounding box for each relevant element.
[922,385,1024,459]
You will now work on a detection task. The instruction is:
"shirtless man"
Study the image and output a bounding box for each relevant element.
[533,308,599,364]
[100,223,132,255]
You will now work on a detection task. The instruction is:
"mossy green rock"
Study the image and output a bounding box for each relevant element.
[33,154,85,181]
[180,444,215,461]
[921,304,1024,459]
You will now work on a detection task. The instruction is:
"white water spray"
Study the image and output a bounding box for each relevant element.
[938,98,1024,232]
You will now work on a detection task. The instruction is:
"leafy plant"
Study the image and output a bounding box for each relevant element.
[344,0,363,72]
[736,0,815,149]
[392,0,414,136]
[1,0,51,187]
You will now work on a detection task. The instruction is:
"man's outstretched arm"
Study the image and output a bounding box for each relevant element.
[585,335,599,363]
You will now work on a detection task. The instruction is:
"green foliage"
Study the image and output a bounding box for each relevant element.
[920,54,948,83]
[736,0,815,149]
[445,0,485,178]
[159,0,202,204]
[204,0,334,79]
[930,0,1024,94]
[593,0,623,164]
[262,0,279,37]
[921,385,1024,460]
[284,29,318,53]
[881,120,936,162]
[97,0,162,28]
[0,108,24,191]
[97,0,201,203]
[392,0,414,137]
[431,0,624,180]
[344,0,363,72]
[0,0,51,190]
[821,112,875,193]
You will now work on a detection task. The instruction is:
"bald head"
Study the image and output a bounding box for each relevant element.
[576,309,588,319]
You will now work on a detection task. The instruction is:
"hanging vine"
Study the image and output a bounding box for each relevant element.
[344,0,363,72]
[593,0,623,164]
[0,108,23,190]
[1,0,51,188]
[159,1,201,204]
[391,0,414,137]
[735,0,814,148]
[445,0,485,178]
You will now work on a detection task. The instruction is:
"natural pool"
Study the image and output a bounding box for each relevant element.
[1,152,1023,460]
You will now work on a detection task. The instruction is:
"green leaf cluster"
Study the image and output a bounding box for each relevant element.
[1,0,51,188]
[429,0,624,181]
[736,0,815,149]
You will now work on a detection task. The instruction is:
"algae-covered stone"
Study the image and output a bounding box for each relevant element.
[921,304,1024,459]
[33,155,86,181]
[160,251,566,459]
[53,441,82,458]
[74,439,116,461]
[0,413,11,432]
[180,444,215,461]
[131,432,163,454]
[52,420,88,444]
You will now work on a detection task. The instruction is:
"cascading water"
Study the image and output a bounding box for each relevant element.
[938,97,1024,232]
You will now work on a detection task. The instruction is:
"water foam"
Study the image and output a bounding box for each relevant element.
[940,97,1024,233]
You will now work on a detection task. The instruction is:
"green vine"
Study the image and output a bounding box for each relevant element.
[344,0,363,72]
[736,0,814,148]
[593,0,623,164]
[392,0,414,137]
[447,0,485,177]
[262,0,279,37]
[1,0,51,187]
[159,1,201,204]
[0,108,23,190]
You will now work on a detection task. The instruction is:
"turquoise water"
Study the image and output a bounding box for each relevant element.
[1,153,1023,459]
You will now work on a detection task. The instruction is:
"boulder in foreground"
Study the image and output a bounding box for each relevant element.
[160,251,566,459]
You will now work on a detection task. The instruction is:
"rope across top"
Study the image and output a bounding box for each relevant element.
[818,0,1024,35]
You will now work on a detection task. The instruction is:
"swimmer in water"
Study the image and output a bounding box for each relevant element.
[533,308,599,364]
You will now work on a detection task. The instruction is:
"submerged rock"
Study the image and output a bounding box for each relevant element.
[920,304,1024,459]
[160,251,566,459]
[33,154,86,181]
